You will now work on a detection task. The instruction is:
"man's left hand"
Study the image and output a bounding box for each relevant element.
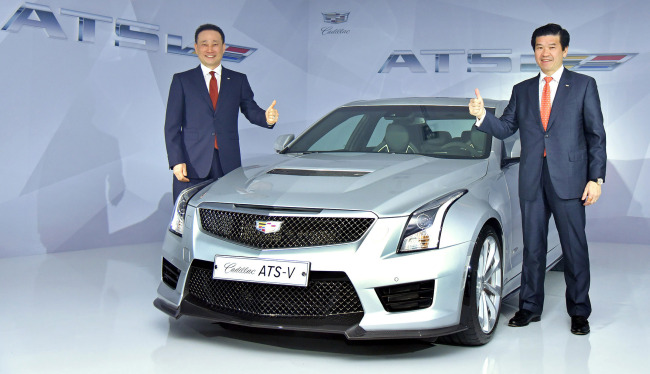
[266,100,278,126]
[582,181,602,206]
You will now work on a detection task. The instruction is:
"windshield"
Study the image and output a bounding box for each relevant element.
[286,105,494,159]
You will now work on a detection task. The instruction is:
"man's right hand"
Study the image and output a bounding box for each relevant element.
[469,88,486,120]
[173,163,189,182]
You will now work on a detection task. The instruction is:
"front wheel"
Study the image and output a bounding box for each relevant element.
[440,225,503,346]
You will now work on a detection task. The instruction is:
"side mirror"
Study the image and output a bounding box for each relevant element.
[509,138,521,158]
[273,134,295,153]
[501,138,521,168]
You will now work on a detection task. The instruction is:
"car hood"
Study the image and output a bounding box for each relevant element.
[193,153,488,217]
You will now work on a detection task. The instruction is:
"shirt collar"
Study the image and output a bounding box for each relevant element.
[200,64,222,77]
[540,65,564,84]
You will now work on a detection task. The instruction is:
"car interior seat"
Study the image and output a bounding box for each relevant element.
[373,122,419,154]
[420,130,452,153]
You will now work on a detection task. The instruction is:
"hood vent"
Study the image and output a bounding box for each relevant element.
[267,168,370,177]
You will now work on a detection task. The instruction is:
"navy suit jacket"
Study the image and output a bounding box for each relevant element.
[164,65,272,179]
[480,69,606,201]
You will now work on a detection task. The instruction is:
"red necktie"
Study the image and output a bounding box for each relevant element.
[541,76,552,156]
[209,71,219,149]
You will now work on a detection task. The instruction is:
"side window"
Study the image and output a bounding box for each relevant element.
[366,117,392,148]
[309,114,363,151]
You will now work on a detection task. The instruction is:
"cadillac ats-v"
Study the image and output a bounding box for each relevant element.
[154,97,561,345]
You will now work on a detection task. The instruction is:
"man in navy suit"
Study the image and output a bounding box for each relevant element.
[469,24,606,335]
[165,24,278,203]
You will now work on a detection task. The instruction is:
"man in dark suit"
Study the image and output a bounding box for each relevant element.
[165,24,278,203]
[469,24,606,335]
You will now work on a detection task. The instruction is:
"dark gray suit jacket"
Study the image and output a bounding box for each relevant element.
[164,65,272,179]
[480,69,606,201]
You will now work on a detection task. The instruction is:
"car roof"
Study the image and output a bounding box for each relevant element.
[341,97,505,110]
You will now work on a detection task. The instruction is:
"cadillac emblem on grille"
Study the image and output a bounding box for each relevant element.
[198,208,375,249]
[255,221,283,234]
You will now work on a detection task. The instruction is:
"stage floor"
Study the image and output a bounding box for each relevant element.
[1,241,647,373]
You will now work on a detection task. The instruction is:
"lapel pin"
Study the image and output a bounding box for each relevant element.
[565,84,570,87]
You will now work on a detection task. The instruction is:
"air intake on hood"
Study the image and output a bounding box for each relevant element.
[267,169,370,177]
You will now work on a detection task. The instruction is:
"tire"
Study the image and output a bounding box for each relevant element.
[439,225,503,346]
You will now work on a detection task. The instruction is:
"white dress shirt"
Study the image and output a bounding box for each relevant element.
[539,65,564,107]
[200,64,222,92]
[475,65,565,126]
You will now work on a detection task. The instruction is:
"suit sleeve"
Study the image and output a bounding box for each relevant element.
[583,77,607,181]
[477,87,520,140]
[239,75,273,129]
[164,74,186,169]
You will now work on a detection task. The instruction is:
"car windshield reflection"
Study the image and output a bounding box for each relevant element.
[286,105,493,159]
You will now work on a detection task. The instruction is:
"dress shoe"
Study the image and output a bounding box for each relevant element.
[571,316,590,335]
[508,309,541,327]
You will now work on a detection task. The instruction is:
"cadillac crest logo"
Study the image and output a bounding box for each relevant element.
[322,12,350,24]
[256,221,283,234]
[321,11,351,35]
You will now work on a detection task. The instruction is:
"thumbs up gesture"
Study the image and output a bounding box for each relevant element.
[265,100,278,126]
[469,88,485,119]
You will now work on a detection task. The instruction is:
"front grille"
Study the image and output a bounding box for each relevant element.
[186,260,364,319]
[375,280,435,312]
[198,209,375,249]
[162,258,181,289]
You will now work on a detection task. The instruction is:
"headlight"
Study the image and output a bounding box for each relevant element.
[398,190,467,253]
[169,180,213,236]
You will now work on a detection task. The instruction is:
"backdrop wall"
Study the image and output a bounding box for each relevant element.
[1,0,648,257]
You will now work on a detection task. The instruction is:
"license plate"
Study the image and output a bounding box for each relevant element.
[213,255,310,287]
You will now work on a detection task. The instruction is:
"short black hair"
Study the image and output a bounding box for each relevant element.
[195,24,225,44]
[531,23,570,51]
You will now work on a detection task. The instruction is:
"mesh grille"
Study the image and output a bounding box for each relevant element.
[186,261,364,318]
[198,209,374,249]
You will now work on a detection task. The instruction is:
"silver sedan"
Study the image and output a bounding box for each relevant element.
[154,97,561,345]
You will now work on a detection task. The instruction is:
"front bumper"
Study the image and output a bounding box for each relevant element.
[154,206,475,340]
[155,244,474,339]
[153,296,468,340]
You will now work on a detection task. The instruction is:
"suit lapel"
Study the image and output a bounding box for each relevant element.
[214,67,233,115]
[191,65,214,110]
[217,68,228,113]
[546,68,572,131]
[527,74,544,130]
